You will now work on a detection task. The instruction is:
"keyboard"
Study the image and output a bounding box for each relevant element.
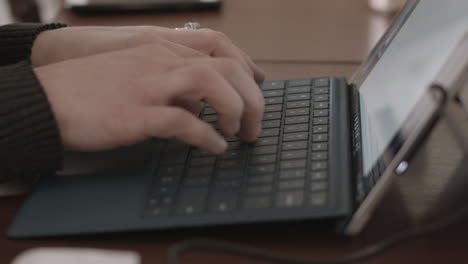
[143,77,331,217]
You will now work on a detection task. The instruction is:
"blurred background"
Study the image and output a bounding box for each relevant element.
[0,0,62,25]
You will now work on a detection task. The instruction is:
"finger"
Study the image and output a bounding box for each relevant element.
[158,38,208,59]
[186,57,265,141]
[140,106,227,154]
[149,63,245,137]
[153,28,265,82]
[173,99,204,115]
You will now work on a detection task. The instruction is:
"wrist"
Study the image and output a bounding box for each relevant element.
[31,24,68,67]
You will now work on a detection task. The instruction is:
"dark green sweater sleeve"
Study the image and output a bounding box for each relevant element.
[0,23,66,66]
[0,61,63,181]
[0,23,66,181]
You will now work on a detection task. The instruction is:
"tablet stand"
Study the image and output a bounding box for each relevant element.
[386,31,468,226]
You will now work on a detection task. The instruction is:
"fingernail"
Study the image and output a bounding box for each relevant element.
[211,135,227,154]
[230,121,241,136]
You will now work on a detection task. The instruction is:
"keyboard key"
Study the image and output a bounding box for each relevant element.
[287,101,310,109]
[288,86,311,94]
[310,193,327,206]
[176,189,208,215]
[146,207,170,217]
[265,97,283,105]
[218,159,243,169]
[160,150,189,165]
[216,169,244,179]
[249,154,277,164]
[157,175,180,186]
[314,110,329,117]
[312,143,328,151]
[265,104,283,112]
[279,169,306,180]
[214,179,243,189]
[313,117,328,125]
[263,112,282,120]
[286,108,309,116]
[263,90,284,97]
[157,166,184,177]
[262,120,281,128]
[147,196,174,207]
[251,145,277,155]
[220,150,245,160]
[313,125,328,133]
[287,93,310,101]
[284,124,309,133]
[288,79,312,87]
[261,80,285,90]
[249,164,276,174]
[281,150,307,160]
[276,191,304,207]
[246,184,273,195]
[313,87,329,94]
[282,141,308,150]
[310,171,328,180]
[243,196,272,209]
[314,95,329,102]
[285,116,309,125]
[283,132,308,142]
[227,141,243,150]
[310,182,328,192]
[160,196,175,207]
[255,137,279,146]
[278,180,305,190]
[151,185,177,196]
[312,134,328,142]
[311,152,327,161]
[314,78,329,87]
[248,174,274,184]
[314,102,329,109]
[190,157,216,167]
[311,162,328,170]
[186,166,213,177]
[210,192,238,213]
[280,159,307,169]
[165,140,187,151]
[183,176,211,187]
[203,114,218,122]
[260,128,280,137]
[191,149,213,157]
[204,107,216,115]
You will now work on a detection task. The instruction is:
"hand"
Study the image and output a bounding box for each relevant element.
[31,26,265,82]
[34,43,265,154]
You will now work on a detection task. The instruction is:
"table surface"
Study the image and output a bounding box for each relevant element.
[2,0,468,263]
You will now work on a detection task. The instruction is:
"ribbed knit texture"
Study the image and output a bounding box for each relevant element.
[0,23,67,66]
[0,61,63,181]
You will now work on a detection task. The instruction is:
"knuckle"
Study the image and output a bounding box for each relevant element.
[201,29,230,47]
[185,63,216,83]
[128,30,162,46]
[215,58,243,75]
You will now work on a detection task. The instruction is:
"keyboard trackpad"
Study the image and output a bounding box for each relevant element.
[58,140,157,176]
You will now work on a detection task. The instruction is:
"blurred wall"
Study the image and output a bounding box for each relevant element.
[0,0,14,25]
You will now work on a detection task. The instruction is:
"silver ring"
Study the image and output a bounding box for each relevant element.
[175,22,201,31]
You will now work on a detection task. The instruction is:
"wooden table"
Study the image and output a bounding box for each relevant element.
[2,0,468,263]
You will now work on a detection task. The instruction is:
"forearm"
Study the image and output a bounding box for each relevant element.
[0,61,63,181]
[0,23,66,66]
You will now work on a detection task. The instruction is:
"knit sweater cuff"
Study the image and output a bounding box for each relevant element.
[0,61,63,181]
[0,23,67,66]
